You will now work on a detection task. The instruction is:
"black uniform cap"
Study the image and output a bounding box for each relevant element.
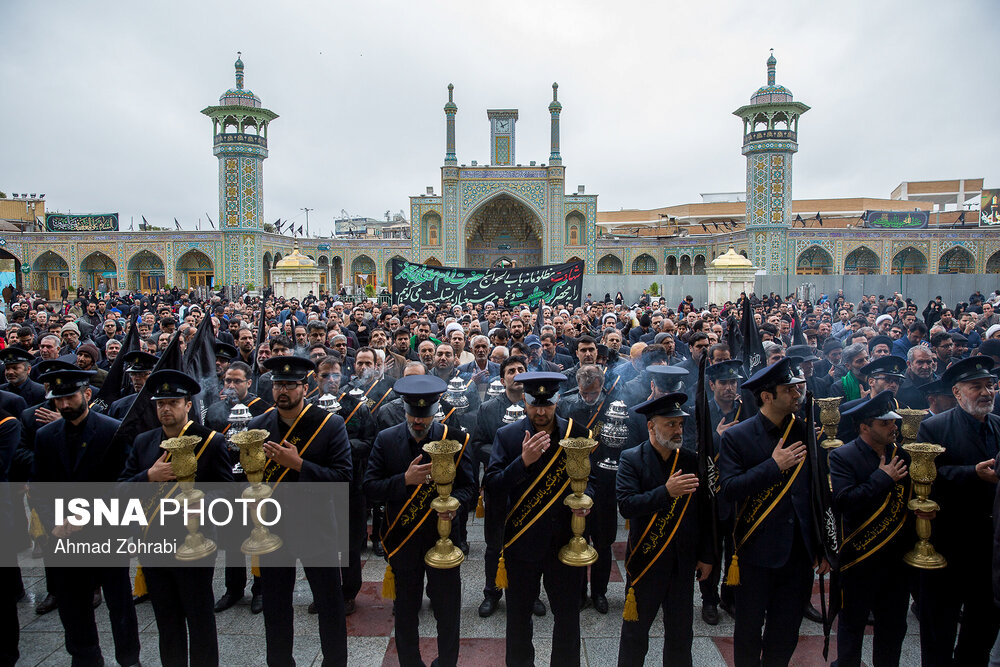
[262,356,316,382]
[122,351,158,373]
[634,391,690,420]
[705,359,743,381]
[515,371,565,407]
[861,355,906,380]
[740,357,806,393]
[393,375,447,417]
[841,390,901,421]
[215,342,238,360]
[0,347,34,365]
[147,369,201,401]
[42,369,96,399]
[941,356,995,388]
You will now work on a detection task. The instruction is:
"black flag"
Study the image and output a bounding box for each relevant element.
[806,392,839,658]
[695,354,720,562]
[174,218,181,230]
[252,297,268,385]
[206,213,215,229]
[105,330,185,464]
[91,315,141,412]
[738,297,765,418]
[141,216,149,231]
[815,213,823,227]
[532,299,544,336]
[184,312,221,425]
[791,309,807,347]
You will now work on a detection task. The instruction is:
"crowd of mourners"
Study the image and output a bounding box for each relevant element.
[2,282,1000,667]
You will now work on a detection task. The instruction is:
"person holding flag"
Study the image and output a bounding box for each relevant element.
[718,357,830,667]
[118,369,233,667]
[616,391,714,666]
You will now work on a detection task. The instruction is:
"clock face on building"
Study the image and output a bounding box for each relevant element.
[495,119,510,133]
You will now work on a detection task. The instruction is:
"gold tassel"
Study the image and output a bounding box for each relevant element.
[133,565,148,597]
[725,554,740,586]
[251,554,261,577]
[496,555,508,590]
[624,519,630,531]
[475,492,485,519]
[29,508,45,539]
[623,586,638,622]
[382,563,396,600]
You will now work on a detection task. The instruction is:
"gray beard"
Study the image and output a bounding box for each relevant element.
[655,435,682,451]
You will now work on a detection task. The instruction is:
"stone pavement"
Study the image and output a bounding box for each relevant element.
[16,517,922,666]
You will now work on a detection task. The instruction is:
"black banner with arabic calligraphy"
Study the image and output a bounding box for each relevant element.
[45,213,119,232]
[391,258,584,308]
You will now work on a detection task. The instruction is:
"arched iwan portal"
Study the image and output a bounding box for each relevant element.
[465,194,542,269]
[176,249,215,288]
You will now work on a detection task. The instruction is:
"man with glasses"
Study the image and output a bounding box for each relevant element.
[309,354,375,616]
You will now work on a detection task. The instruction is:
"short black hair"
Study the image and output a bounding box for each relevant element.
[500,355,527,376]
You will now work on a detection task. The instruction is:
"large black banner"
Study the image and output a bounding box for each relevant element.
[45,212,119,232]
[391,258,584,307]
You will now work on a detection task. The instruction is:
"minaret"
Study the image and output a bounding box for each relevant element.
[548,82,562,165]
[201,53,278,286]
[733,51,809,274]
[444,83,457,166]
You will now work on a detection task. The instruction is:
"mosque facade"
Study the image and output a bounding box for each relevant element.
[0,54,995,300]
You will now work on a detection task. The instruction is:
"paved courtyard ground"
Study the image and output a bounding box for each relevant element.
[16,517,921,666]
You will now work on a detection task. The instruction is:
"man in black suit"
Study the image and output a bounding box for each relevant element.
[107,351,157,420]
[29,367,141,667]
[472,355,543,619]
[829,392,914,667]
[915,356,1000,665]
[247,355,352,667]
[207,359,270,614]
[311,354,376,617]
[616,391,713,666]
[557,363,621,614]
[118,369,233,667]
[364,374,475,667]
[0,347,45,407]
[486,371,594,667]
[718,358,829,667]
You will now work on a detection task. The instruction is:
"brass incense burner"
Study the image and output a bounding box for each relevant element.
[230,429,283,557]
[422,438,465,569]
[902,442,947,570]
[896,408,927,446]
[558,437,598,567]
[160,435,217,561]
[815,397,843,449]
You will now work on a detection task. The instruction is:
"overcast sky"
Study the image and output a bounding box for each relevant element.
[2,0,996,233]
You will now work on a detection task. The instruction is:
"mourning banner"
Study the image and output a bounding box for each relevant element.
[45,213,119,232]
[391,258,584,307]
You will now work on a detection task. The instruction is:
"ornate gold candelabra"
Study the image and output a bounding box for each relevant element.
[230,429,283,556]
[558,437,598,567]
[896,408,927,446]
[815,397,843,450]
[422,438,464,569]
[902,442,947,569]
[160,435,217,561]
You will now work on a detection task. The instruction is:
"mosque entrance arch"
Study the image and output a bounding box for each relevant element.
[464,194,542,269]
